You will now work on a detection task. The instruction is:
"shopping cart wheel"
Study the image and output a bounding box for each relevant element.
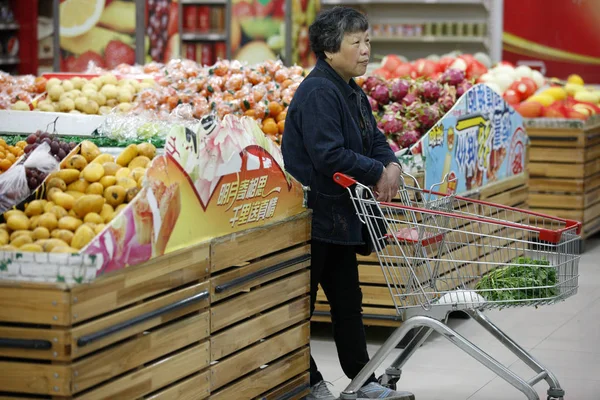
[377,373,399,390]
[547,386,565,400]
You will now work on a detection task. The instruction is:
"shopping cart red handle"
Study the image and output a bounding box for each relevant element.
[333,172,358,188]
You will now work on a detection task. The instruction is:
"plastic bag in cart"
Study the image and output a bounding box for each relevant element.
[0,143,58,213]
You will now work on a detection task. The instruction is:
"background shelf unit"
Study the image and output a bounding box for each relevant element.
[321,0,503,63]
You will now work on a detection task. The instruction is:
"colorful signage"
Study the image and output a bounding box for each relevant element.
[418,84,526,195]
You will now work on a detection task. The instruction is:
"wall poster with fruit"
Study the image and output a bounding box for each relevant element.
[418,84,526,195]
[59,0,137,72]
[145,0,179,64]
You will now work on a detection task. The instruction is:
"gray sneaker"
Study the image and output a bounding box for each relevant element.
[357,382,415,400]
[307,381,337,400]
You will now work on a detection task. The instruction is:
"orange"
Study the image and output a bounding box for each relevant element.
[16,141,27,149]
[9,146,20,156]
[0,159,11,171]
[262,117,276,126]
[268,101,283,118]
[5,153,15,163]
[244,109,256,118]
[276,111,287,122]
[262,120,278,135]
[281,79,293,89]
[0,138,6,147]
[277,120,285,135]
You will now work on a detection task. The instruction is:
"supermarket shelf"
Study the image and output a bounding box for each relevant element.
[370,35,487,44]
[322,0,487,5]
[181,0,226,4]
[181,32,227,41]
[0,22,19,30]
[0,56,19,65]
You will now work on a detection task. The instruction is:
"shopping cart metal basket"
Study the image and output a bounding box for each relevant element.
[333,172,581,400]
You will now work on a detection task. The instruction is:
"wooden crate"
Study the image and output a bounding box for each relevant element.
[0,212,312,399]
[312,174,529,327]
[527,119,600,239]
[208,211,311,400]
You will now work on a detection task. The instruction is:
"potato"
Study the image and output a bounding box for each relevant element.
[51,246,79,253]
[60,92,76,101]
[82,100,99,115]
[7,215,30,231]
[58,216,83,231]
[116,144,138,167]
[71,77,85,90]
[115,203,128,214]
[51,229,74,245]
[43,238,69,252]
[74,195,104,218]
[136,142,156,159]
[0,229,8,245]
[99,175,117,188]
[37,212,59,231]
[118,102,132,113]
[52,192,75,210]
[130,167,146,182]
[86,182,104,195]
[4,209,26,220]
[38,104,55,112]
[48,169,81,185]
[74,96,88,111]
[67,178,89,193]
[46,177,67,192]
[0,223,6,230]
[115,168,131,179]
[65,154,88,171]
[46,77,61,90]
[68,209,78,218]
[92,153,114,164]
[89,92,107,106]
[128,156,151,169]
[49,205,68,220]
[126,187,140,202]
[20,243,43,252]
[106,99,118,108]
[0,245,18,251]
[81,141,101,163]
[82,163,104,182]
[84,212,104,224]
[11,235,33,248]
[72,225,95,250]
[48,85,64,101]
[117,177,137,191]
[100,204,114,223]
[29,215,41,229]
[43,201,55,213]
[25,200,44,217]
[47,188,64,203]
[61,79,74,91]
[104,186,126,207]
[65,191,84,200]
[91,77,103,87]
[10,230,32,242]
[94,224,106,235]
[32,226,50,240]
[59,98,75,112]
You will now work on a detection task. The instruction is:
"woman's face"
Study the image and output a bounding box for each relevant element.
[327,31,370,82]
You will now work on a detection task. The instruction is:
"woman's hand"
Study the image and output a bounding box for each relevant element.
[374,163,401,202]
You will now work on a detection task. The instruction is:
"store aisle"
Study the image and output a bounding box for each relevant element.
[310,236,600,400]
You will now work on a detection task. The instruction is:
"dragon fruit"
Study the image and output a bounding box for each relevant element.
[437,94,455,112]
[403,118,420,132]
[384,102,403,113]
[419,80,443,102]
[398,130,421,149]
[365,76,384,93]
[401,92,418,107]
[456,81,474,97]
[390,79,411,102]
[439,68,466,86]
[383,118,404,136]
[367,95,379,111]
[371,84,391,105]
[388,138,401,153]
[418,104,441,131]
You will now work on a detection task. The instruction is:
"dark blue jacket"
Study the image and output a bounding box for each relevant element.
[282,59,397,245]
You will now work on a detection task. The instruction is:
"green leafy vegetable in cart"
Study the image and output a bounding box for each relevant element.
[475,257,557,302]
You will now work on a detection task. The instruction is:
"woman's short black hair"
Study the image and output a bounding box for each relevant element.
[309,7,369,60]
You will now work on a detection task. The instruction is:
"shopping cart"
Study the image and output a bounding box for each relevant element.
[333,172,581,400]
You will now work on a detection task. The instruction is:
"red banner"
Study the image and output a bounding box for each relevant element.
[503,0,600,83]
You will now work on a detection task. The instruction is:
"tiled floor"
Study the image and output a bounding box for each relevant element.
[310,236,600,400]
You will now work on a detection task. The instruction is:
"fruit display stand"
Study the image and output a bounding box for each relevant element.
[0,115,311,399]
[526,115,600,240]
[313,84,530,327]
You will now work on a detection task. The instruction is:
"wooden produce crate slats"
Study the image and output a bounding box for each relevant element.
[0,325,70,361]
[71,241,210,324]
[0,361,71,396]
[479,173,528,200]
[0,286,70,326]
[210,322,310,390]
[144,370,211,400]
[210,244,310,302]
[256,372,310,400]
[528,187,600,209]
[209,348,310,400]
[528,144,600,163]
[527,127,600,148]
[529,173,600,194]
[75,341,210,400]
[211,211,311,273]
[481,185,529,208]
[211,270,309,332]
[71,281,210,359]
[72,311,210,393]
[529,157,600,179]
[211,296,309,361]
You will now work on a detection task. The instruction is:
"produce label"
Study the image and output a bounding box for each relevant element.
[84,114,304,276]
[419,84,526,195]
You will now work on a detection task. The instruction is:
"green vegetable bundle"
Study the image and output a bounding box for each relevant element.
[1,135,165,149]
[475,257,558,302]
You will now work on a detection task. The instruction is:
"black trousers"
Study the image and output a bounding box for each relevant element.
[310,239,377,387]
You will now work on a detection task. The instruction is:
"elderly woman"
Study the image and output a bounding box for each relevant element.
[281,6,415,400]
